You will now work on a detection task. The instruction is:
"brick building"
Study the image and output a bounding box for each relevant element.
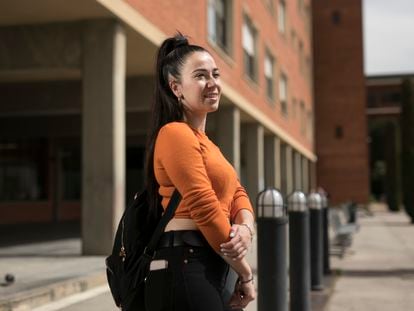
[312,0,370,205]
[0,0,315,254]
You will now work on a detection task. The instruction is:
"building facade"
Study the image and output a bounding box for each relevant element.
[0,0,315,254]
[312,0,370,205]
[366,74,414,210]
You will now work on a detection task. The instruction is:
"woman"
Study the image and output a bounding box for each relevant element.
[144,33,256,311]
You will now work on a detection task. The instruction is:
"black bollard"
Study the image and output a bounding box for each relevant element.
[257,188,288,311]
[308,193,324,291]
[320,193,331,275]
[288,191,311,311]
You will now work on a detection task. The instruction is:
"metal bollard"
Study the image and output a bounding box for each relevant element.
[256,188,288,311]
[288,191,311,311]
[320,192,331,275]
[308,192,324,291]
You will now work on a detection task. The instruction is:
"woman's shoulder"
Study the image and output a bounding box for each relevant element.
[157,122,198,142]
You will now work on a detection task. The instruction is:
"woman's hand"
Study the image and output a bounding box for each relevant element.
[228,276,256,309]
[220,224,253,261]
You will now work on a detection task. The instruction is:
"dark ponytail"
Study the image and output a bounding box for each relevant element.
[145,33,206,215]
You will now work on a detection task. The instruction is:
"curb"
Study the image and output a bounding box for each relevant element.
[0,272,106,311]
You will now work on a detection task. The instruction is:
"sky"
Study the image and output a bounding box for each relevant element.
[363,0,414,76]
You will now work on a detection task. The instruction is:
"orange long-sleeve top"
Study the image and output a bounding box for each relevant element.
[154,121,254,252]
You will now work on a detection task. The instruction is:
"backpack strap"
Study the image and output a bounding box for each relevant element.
[144,189,182,257]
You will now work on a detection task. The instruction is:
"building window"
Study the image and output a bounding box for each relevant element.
[300,101,305,135]
[278,1,287,34]
[264,52,275,101]
[242,15,257,81]
[61,146,81,200]
[299,40,304,74]
[306,56,312,83]
[0,139,48,201]
[263,0,274,15]
[208,0,231,52]
[291,29,297,49]
[305,5,311,34]
[307,111,313,142]
[297,0,304,13]
[279,73,288,115]
[335,125,344,139]
[292,97,297,119]
[332,10,341,25]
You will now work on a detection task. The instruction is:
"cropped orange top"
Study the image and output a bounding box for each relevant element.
[154,122,254,252]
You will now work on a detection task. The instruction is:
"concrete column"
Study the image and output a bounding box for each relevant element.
[216,105,241,175]
[285,145,293,195]
[264,135,282,189]
[82,20,126,255]
[243,123,265,200]
[302,156,310,193]
[310,161,317,191]
[294,151,302,191]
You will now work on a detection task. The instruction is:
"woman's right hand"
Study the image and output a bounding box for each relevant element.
[228,276,256,309]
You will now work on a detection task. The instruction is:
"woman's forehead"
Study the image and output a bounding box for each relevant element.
[184,51,218,71]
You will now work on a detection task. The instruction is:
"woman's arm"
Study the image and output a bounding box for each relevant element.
[221,183,255,260]
[221,256,256,308]
[220,210,255,260]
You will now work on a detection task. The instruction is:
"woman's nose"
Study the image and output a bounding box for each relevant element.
[206,76,217,88]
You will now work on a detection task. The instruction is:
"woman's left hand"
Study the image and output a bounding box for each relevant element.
[220,224,253,260]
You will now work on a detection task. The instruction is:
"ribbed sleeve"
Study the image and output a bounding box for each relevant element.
[230,182,255,221]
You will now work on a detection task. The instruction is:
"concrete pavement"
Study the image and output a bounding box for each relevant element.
[324,204,414,310]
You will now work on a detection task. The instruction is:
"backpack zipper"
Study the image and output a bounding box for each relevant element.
[119,218,126,262]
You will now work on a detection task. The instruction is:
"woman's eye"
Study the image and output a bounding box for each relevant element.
[213,73,220,78]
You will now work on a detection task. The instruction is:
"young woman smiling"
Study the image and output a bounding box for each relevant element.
[144,33,256,311]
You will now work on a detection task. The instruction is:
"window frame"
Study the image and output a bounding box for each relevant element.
[264,50,276,102]
[278,0,287,35]
[279,72,288,116]
[207,0,233,55]
[242,14,258,82]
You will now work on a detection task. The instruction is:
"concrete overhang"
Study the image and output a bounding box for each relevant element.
[0,0,160,80]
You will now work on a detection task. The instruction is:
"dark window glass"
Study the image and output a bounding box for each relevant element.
[0,139,48,201]
[332,10,341,25]
[335,126,344,139]
[61,146,81,200]
[266,77,274,100]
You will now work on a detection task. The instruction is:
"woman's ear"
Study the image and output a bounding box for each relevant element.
[169,79,182,98]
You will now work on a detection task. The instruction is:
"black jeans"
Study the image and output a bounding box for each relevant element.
[144,232,240,311]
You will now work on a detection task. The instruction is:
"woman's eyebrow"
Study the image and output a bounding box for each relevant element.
[192,68,220,74]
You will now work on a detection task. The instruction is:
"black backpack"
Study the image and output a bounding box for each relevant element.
[105,189,181,310]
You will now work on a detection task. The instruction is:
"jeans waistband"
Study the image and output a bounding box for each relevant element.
[158,230,208,248]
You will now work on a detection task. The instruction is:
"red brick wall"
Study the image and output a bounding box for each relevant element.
[312,0,370,204]
[125,0,314,151]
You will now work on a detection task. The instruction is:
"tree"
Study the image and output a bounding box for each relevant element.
[400,78,414,223]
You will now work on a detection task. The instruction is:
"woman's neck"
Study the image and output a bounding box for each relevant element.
[183,113,207,133]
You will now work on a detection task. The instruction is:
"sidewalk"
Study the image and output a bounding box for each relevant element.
[1,205,413,310]
[0,238,105,311]
[325,204,414,310]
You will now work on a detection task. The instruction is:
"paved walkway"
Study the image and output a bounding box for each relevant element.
[325,204,414,310]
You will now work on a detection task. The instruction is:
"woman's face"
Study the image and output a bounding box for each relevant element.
[171,51,221,116]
